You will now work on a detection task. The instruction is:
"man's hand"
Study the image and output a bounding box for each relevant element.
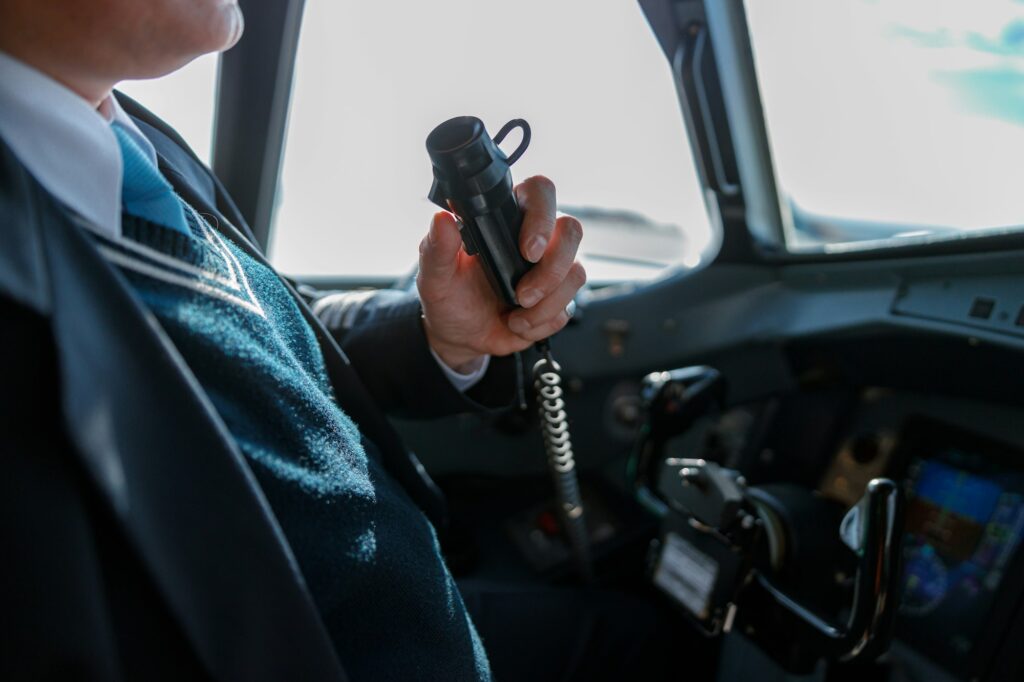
[417,175,586,373]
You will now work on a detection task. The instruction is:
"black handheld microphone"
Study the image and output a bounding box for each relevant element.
[426,116,533,307]
[425,117,593,582]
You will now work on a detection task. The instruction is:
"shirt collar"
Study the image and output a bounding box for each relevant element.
[100,91,160,166]
[0,52,155,239]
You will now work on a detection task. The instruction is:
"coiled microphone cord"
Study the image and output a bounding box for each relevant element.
[533,340,592,582]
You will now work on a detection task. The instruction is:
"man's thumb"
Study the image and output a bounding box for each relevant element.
[418,211,462,287]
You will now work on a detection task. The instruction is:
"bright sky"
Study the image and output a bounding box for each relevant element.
[271,0,710,278]
[745,0,1024,244]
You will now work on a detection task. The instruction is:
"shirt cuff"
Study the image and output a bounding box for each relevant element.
[429,347,491,392]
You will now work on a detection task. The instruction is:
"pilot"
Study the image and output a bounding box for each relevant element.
[0,1,685,681]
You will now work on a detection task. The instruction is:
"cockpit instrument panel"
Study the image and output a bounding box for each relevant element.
[895,419,1024,679]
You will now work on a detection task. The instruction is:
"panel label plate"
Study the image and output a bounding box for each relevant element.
[653,531,719,619]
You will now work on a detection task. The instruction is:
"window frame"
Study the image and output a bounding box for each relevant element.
[641,0,1024,269]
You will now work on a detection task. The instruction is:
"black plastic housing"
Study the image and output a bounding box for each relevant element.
[426,116,533,307]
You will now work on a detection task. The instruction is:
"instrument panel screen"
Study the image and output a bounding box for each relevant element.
[898,446,1024,677]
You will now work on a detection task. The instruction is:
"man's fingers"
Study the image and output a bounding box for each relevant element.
[507,306,572,344]
[515,214,583,308]
[417,211,463,297]
[507,262,586,340]
[515,175,557,263]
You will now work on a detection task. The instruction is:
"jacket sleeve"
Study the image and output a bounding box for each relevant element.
[309,287,523,419]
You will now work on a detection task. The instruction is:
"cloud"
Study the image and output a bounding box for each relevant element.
[935,66,1024,125]
[965,19,1024,56]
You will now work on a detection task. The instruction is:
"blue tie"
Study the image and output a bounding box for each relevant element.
[112,124,191,236]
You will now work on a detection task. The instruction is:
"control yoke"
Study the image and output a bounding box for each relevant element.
[638,368,905,673]
[666,460,902,664]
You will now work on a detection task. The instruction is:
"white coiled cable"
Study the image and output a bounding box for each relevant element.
[533,349,592,581]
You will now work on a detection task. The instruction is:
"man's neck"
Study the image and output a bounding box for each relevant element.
[28,63,111,108]
[0,44,112,107]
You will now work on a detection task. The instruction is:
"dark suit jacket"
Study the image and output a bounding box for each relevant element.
[0,93,515,681]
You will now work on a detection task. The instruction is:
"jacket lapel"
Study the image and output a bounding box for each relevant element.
[0,139,348,681]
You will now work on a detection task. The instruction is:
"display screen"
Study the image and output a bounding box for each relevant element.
[898,448,1024,678]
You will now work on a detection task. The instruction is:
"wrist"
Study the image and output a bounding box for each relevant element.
[422,317,485,374]
[437,350,487,376]
[432,342,486,374]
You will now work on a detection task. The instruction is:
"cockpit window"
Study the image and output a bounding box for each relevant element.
[271,0,713,282]
[745,0,1024,252]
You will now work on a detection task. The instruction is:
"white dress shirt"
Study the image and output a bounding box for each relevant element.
[0,50,487,390]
